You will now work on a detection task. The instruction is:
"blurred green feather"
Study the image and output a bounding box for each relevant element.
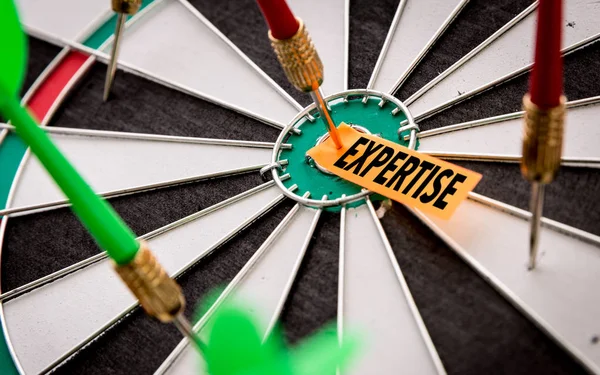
[198,295,360,375]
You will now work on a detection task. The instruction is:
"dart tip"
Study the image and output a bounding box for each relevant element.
[527,249,537,270]
[528,223,541,270]
[103,79,113,102]
[173,314,206,354]
[103,13,127,102]
[527,182,545,270]
[310,88,343,149]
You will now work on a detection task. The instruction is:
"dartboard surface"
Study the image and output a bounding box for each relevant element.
[1,0,600,374]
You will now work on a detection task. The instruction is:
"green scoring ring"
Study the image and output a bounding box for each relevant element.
[275,90,419,212]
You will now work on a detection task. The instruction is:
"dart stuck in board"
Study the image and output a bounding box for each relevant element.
[521,0,566,270]
[1,0,600,372]
[0,0,197,349]
[308,123,481,219]
[258,0,344,149]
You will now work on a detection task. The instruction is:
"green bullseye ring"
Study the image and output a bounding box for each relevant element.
[276,91,419,211]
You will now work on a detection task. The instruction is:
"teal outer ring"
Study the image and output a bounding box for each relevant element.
[273,90,419,212]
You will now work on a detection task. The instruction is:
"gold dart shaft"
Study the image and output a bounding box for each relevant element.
[114,241,184,322]
[520,95,565,269]
[114,241,206,351]
[269,18,342,149]
[268,19,321,93]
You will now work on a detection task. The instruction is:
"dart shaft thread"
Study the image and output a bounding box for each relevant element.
[111,0,141,14]
[521,94,565,184]
[114,242,185,322]
[269,18,323,92]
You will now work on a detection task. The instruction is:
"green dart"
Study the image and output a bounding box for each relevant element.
[0,0,26,107]
[199,298,359,375]
[0,0,138,265]
[0,0,200,346]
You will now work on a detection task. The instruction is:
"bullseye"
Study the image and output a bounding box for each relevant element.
[270,89,419,210]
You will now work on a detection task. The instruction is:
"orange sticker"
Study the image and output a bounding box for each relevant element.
[307,123,481,220]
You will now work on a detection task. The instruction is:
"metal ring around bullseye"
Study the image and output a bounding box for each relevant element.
[259,160,287,180]
[398,122,420,135]
[271,89,419,208]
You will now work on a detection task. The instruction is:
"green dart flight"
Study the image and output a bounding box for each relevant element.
[198,297,359,375]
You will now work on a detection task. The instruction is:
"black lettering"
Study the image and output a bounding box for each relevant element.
[401,160,434,195]
[333,136,369,169]
[373,151,407,185]
[411,165,440,198]
[359,146,395,177]
[420,168,454,204]
[344,140,383,175]
[385,156,421,191]
[433,173,467,210]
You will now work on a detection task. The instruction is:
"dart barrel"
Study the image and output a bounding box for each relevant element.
[114,241,185,322]
[111,0,141,14]
[269,18,324,92]
[520,94,566,184]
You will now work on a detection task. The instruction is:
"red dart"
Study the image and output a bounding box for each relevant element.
[521,0,566,270]
[256,0,343,149]
[256,0,299,40]
[529,0,563,109]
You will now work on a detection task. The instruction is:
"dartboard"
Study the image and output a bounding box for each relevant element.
[1,0,599,374]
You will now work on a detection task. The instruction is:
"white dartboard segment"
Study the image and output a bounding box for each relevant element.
[159,203,322,375]
[417,98,600,166]
[288,0,347,93]
[340,202,445,375]
[408,0,600,119]
[410,195,600,374]
[9,132,273,210]
[2,183,284,374]
[105,0,299,127]
[16,0,108,41]
[369,0,468,94]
